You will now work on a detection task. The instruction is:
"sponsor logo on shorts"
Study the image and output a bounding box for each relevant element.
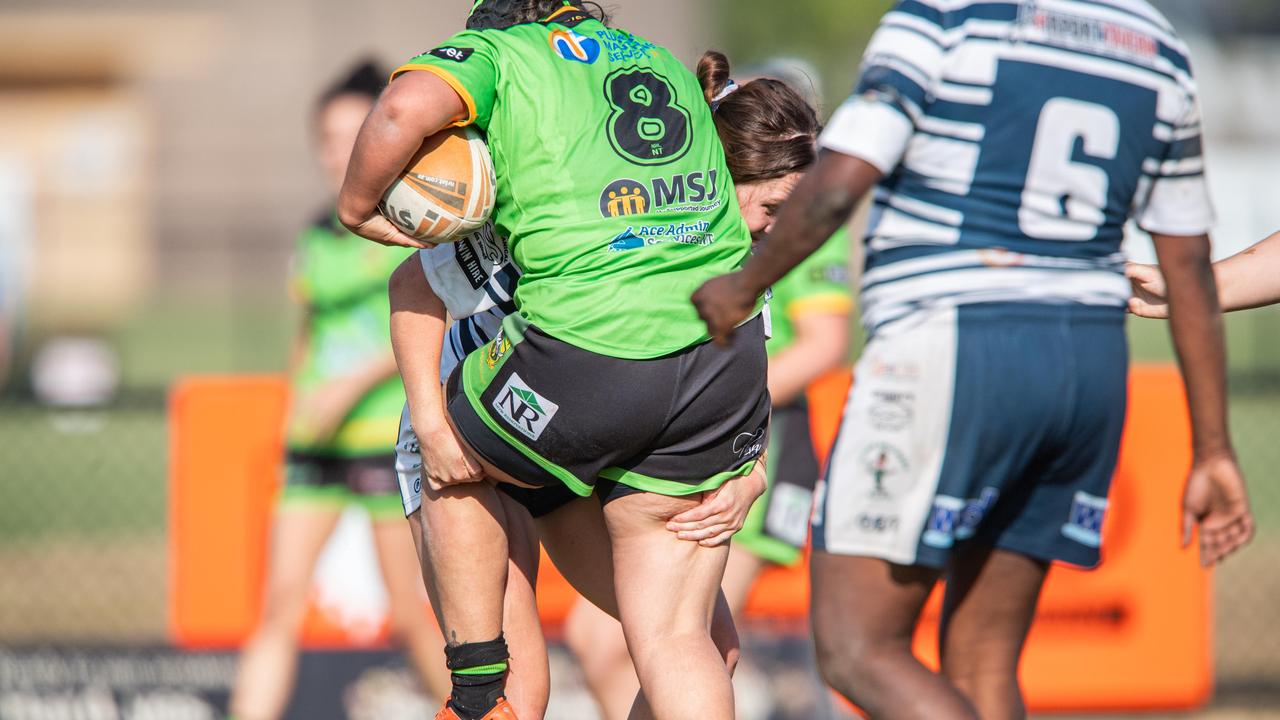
[599,170,721,218]
[493,373,559,442]
[921,488,1000,548]
[868,359,921,383]
[956,488,999,541]
[869,390,914,432]
[856,513,899,534]
[549,29,601,64]
[1062,491,1107,548]
[485,330,512,370]
[861,443,910,498]
[923,495,966,549]
[413,476,422,495]
[732,428,766,460]
[427,46,474,63]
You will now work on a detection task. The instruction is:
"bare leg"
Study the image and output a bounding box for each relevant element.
[720,545,766,614]
[370,518,451,702]
[230,507,341,720]
[498,492,550,720]
[810,552,976,720]
[564,601,637,720]
[413,482,509,644]
[604,493,734,720]
[564,539,761,720]
[939,547,1048,720]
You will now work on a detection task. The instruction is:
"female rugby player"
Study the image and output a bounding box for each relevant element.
[229,62,449,720]
[339,4,766,719]
[390,50,848,720]
[564,52,854,720]
[1128,230,1280,316]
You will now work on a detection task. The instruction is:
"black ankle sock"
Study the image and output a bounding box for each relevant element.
[445,635,509,719]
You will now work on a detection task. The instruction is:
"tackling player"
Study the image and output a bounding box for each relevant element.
[339,4,766,719]
[1128,230,1280,316]
[563,52,853,720]
[229,61,449,720]
[693,1,1254,718]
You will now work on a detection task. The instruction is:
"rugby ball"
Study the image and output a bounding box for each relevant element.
[379,126,496,243]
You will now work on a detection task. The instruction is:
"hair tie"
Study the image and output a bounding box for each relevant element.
[710,80,739,111]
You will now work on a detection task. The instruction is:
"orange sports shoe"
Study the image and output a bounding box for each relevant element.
[434,698,517,720]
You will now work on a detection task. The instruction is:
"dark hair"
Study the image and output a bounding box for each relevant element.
[467,1,610,31]
[317,59,386,111]
[697,50,820,186]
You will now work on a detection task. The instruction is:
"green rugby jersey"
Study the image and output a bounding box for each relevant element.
[766,229,853,358]
[393,6,754,359]
[287,212,413,456]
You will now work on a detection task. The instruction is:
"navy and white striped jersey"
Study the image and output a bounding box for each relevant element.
[821,0,1212,332]
[416,224,519,382]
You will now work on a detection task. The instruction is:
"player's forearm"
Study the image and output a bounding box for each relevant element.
[337,74,462,229]
[1156,234,1233,460]
[1216,231,1280,312]
[338,352,402,402]
[388,258,450,432]
[739,153,880,295]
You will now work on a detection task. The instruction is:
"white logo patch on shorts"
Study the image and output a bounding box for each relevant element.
[493,372,560,441]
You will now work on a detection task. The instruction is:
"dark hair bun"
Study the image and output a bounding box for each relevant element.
[319,58,387,107]
[697,50,732,105]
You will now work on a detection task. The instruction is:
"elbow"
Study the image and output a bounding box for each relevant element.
[336,201,366,233]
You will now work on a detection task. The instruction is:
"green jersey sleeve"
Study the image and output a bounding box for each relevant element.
[392,30,501,130]
[766,228,854,356]
[782,228,854,317]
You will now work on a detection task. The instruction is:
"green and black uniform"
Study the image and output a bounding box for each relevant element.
[283,211,413,518]
[738,230,853,565]
[395,6,767,498]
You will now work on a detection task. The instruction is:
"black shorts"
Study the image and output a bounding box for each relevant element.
[281,452,403,518]
[447,314,770,498]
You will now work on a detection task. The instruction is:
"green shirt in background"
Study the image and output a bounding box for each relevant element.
[287,212,413,456]
[766,228,854,358]
[393,8,754,359]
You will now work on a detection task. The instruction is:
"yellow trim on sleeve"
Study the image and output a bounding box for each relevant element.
[544,5,579,22]
[390,63,478,127]
[786,294,854,319]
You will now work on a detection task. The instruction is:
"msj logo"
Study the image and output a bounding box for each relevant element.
[493,373,560,441]
[599,169,721,218]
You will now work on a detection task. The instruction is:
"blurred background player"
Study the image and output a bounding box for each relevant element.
[563,53,853,720]
[228,60,450,720]
[1129,230,1280,316]
[692,0,1254,718]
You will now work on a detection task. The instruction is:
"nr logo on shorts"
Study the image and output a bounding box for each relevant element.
[493,373,560,442]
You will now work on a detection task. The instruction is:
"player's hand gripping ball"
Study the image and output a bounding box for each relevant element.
[379,126,496,243]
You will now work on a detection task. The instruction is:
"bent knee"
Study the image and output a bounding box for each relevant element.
[814,634,911,699]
